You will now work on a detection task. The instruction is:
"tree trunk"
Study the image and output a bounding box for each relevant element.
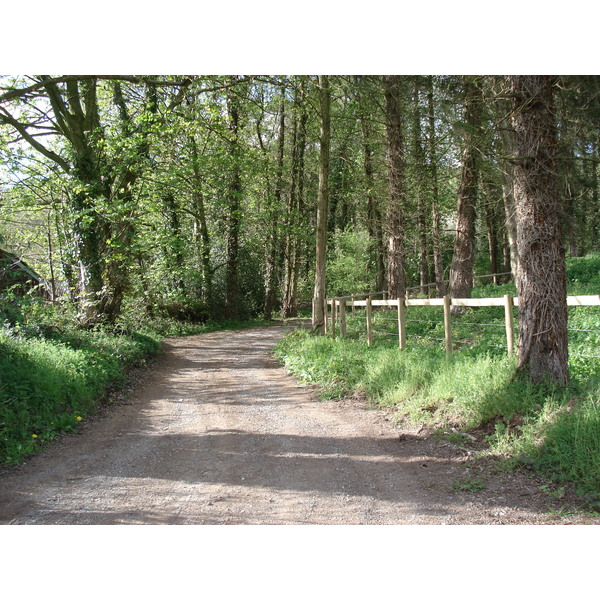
[312,75,330,333]
[161,192,185,293]
[190,136,213,306]
[357,83,385,292]
[509,75,569,386]
[449,76,482,305]
[383,75,407,300]
[225,81,242,320]
[427,77,445,297]
[411,81,429,295]
[502,166,519,281]
[497,106,520,281]
[282,82,307,318]
[593,137,600,250]
[264,87,286,320]
[483,179,500,284]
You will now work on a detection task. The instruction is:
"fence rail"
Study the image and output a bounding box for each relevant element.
[325,294,600,356]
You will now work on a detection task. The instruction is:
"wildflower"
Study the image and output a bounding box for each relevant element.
[32,434,38,438]
[76,416,82,421]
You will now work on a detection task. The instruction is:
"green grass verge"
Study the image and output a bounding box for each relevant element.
[0,308,271,466]
[0,322,162,465]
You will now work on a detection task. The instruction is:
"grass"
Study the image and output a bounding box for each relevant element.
[0,321,161,464]
[449,478,487,493]
[274,254,600,505]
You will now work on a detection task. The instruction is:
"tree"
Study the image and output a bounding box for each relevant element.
[263,84,286,320]
[409,78,430,295]
[312,75,330,333]
[382,75,407,300]
[282,79,308,319]
[509,75,569,385]
[449,76,483,303]
[0,75,190,324]
[426,76,446,297]
[224,78,243,320]
[355,75,385,292]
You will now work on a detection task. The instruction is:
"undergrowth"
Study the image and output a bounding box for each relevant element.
[0,293,270,465]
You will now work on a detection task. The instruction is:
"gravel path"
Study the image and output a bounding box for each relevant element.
[0,325,596,524]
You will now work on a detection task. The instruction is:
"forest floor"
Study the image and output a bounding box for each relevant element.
[1,324,598,525]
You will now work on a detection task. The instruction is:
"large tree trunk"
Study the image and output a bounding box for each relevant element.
[449,77,482,305]
[383,75,407,300]
[510,75,569,386]
[312,75,330,333]
[592,137,600,250]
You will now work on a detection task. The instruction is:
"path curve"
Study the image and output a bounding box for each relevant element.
[0,325,593,524]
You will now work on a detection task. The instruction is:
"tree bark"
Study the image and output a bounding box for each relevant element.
[483,178,500,283]
[497,108,520,281]
[383,75,407,300]
[357,79,385,292]
[509,75,569,386]
[411,81,429,295]
[312,75,331,333]
[449,77,482,306]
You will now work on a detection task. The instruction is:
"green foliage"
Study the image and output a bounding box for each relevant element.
[327,229,375,297]
[566,253,600,292]
[449,478,486,492]
[0,315,160,465]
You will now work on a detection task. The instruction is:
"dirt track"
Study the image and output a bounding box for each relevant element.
[0,324,596,524]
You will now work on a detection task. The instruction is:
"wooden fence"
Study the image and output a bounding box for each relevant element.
[326,294,600,356]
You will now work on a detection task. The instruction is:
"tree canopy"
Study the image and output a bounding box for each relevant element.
[2,74,599,384]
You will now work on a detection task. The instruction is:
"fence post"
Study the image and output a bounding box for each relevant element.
[339,298,347,336]
[323,298,328,335]
[397,297,406,349]
[443,295,452,356]
[504,294,515,355]
[366,295,373,346]
[331,298,337,339]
